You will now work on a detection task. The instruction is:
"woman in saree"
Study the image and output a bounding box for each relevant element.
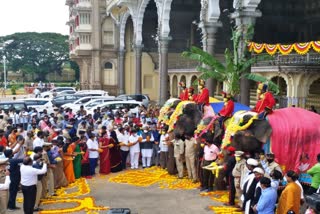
[79,136,91,178]
[53,138,68,188]
[62,138,76,183]
[108,125,122,173]
[98,126,111,174]
[70,137,82,179]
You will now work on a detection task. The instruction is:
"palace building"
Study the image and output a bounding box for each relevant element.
[66,0,320,108]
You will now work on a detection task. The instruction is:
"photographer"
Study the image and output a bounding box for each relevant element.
[20,156,47,214]
[0,158,10,214]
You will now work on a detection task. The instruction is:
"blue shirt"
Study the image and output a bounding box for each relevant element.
[256,187,277,214]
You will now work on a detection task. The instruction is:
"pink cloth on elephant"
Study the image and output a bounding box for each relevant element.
[267,107,320,172]
[203,105,215,119]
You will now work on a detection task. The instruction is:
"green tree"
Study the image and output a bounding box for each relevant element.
[0,32,70,81]
[182,28,277,97]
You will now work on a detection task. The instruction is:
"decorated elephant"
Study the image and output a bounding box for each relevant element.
[222,108,320,174]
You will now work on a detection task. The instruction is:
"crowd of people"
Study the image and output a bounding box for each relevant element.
[0,78,318,214]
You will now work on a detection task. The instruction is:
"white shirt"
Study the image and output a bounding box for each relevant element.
[20,163,47,186]
[118,132,129,152]
[86,138,99,158]
[33,137,44,149]
[159,134,169,152]
[0,176,10,190]
[129,134,140,153]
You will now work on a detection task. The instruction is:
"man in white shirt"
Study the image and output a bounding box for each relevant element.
[86,133,99,176]
[128,129,140,169]
[33,131,44,149]
[118,127,130,169]
[0,158,10,214]
[20,156,47,214]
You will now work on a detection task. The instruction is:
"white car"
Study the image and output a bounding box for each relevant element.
[75,90,110,97]
[83,98,122,112]
[86,100,143,115]
[40,87,76,98]
[19,98,55,114]
[61,96,115,112]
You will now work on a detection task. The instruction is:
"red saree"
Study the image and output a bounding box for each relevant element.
[98,135,111,174]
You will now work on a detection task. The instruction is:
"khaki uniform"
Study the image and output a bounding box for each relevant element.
[0,172,9,214]
[173,139,185,178]
[184,138,197,181]
[232,159,246,206]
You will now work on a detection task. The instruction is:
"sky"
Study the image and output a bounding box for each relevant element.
[0,0,69,37]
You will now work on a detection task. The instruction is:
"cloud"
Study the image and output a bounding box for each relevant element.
[0,0,69,36]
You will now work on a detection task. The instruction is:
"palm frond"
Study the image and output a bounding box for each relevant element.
[244,73,280,95]
[196,66,225,81]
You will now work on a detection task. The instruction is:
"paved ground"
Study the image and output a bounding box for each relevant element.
[11,170,221,214]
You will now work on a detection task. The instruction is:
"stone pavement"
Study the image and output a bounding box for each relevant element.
[11,170,222,214]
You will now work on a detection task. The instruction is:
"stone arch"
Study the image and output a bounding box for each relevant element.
[142,0,159,52]
[160,0,173,38]
[104,62,113,69]
[119,11,131,50]
[190,75,198,94]
[135,0,153,46]
[305,75,320,109]
[102,60,117,86]
[171,75,179,97]
[266,73,290,96]
[179,75,186,85]
[270,76,287,96]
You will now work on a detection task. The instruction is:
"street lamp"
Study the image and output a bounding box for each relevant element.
[2,55,6,90]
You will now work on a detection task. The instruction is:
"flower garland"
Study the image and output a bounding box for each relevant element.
[158,98,180,123]
[248,41,320,55]
[221,111,258,148]
[201,191,242,214]
[50,178,90,198]
[17,178,108,213]
[109,167,199,190]
[167,101,194,132]
[39,197,109,214]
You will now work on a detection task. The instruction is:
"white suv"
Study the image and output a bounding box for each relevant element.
[19,98,55,114]
[40,87,76,98]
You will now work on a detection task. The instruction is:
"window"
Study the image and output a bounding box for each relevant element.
[104,62,113,69]
[103,32,114,45]
[80,13,91,24]
[103,18,114,45]
[80,34,91,44]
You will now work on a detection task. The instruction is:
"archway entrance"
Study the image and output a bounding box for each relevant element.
[306,78,320,111]
[271,76,287,108]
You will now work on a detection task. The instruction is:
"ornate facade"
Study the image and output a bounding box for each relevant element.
[66,0,320,108]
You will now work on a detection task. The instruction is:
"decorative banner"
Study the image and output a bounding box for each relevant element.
[248,41,320,55]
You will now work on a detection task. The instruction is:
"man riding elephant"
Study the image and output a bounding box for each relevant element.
[252,82,276,119]
[195,79,209,111]
[179,82,189,101]
[217,92,235,128]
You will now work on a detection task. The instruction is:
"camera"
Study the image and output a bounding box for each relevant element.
[305,193,320,212]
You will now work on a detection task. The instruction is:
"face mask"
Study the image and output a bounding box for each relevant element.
[283,176,287,183]
[144,130,148,133]
[17,129,21,132]
[223,98,228,102]
[267,159,274,163]
[235,157,241,162]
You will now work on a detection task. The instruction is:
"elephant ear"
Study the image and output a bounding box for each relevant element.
[249,119,272,143]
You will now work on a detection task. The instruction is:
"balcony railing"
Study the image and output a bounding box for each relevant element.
[253,52,320,67]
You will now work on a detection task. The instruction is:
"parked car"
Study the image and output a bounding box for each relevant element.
[0,101,28,112]
[40,87,76,98]
[75,90,110,97]
[52,94,87,107]
[18,98,55,114]
[61,96,116,112]
[83,98,123,112]
[56,90,76,96]
[87,100,143,115]
[116,94,150,107]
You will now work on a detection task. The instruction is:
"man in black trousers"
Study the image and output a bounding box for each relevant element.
[20,156,47,214]
[4,149,23,211]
